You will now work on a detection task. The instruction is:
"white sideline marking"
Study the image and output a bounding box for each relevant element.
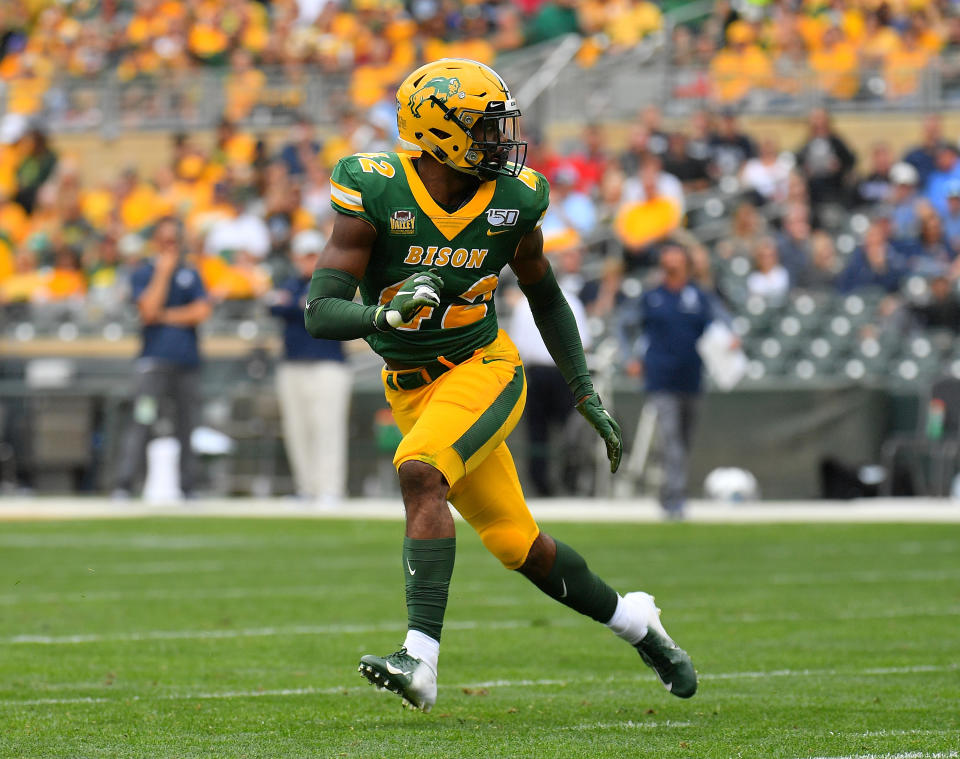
[3,496,960,523]
[2,664,957,707]
[800,753,958,759]
[0,535,271,549]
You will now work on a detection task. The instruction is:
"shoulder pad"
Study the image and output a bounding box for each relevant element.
[500,166,550,233]
[330,153,402,222]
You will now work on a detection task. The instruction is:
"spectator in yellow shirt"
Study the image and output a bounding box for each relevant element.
[223,49,267,122]
[213,119,257,168]
[443,7,496,65]
[80,183,115,231]
[885,27,933,99]
[188,4,229,65]
[860,11,901,69]
[349,37,406,109]
[605,0,663,51]
[44,245,87,301]
[115,168,162,232]
[709,21,773,104]
[809,26,860,100]
[4,56,50,116]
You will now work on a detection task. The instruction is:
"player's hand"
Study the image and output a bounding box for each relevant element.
[576,393,623,473]
[375,269,444,329]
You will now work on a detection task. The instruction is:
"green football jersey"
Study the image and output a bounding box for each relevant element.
[330,151,549,364]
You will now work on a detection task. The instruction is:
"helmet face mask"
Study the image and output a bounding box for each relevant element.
[461,108,526,180]
[396,59,528,181]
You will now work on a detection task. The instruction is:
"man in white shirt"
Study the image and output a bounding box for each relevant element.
[508,231,593,496]
[746,236,790,303]
[204,194,271,261]
[621,154,686,214]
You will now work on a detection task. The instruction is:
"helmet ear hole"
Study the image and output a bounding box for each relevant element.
[429,128,451,140]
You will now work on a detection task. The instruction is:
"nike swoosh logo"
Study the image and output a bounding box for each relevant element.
[481,357,508,364]
[385,662,407,675]
[486,228,512,236]
[560,579,567,599]
[407,559,416,576]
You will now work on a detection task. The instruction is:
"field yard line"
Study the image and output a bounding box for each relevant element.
[702,663,959,680]
[3,664,958,707]
[2,696,113,706]
[558,720,693,730]
[0,618,579,645]
[4,582,960,628]
[769,569,960,585]
[856,730,957,738]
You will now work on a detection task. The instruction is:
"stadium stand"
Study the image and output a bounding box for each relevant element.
[5,0,960,496]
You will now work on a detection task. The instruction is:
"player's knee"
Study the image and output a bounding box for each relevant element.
[397,460,447,501]
[480,524,538,570]
[517,532,560,583]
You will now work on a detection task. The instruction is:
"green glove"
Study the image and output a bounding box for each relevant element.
[576,393,623,473]
[374,269,444,330]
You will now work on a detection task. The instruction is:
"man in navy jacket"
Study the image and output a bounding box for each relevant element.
[115,217,212,498]
[618,244,713,518]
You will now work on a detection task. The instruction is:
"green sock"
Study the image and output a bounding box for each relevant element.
[403,537,456,642]
[532,540,619,623]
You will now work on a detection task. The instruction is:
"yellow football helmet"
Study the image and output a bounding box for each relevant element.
[396,58,527,181]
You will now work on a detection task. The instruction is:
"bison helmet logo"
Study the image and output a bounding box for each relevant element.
[408,77,463,118]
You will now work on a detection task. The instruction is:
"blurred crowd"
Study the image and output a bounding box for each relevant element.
[0,0,664,118]
[685,0,960,104]
[5,98,960,351]
[4,0,960,122]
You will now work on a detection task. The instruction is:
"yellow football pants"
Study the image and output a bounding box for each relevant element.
[383,330,540,569]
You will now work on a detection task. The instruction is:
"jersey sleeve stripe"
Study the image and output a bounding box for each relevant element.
[534,209,547,229]
[330,179,363,206]
[331,193,365,213]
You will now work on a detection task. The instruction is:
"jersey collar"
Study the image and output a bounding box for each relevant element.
[398,154,496,242]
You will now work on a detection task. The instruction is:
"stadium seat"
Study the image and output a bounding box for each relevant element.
[786,292,828,332]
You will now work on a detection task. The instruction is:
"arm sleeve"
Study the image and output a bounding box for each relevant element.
[518,265,594,402]
[304,268,382,340]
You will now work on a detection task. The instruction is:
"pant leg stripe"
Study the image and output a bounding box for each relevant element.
[451,366,525,466]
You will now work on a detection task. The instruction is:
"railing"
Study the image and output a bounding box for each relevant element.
[0,37,570,136]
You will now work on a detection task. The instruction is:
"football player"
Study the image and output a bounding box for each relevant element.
[305,58,697,712]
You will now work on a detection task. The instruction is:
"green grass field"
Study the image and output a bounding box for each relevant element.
[1,516,958,759]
